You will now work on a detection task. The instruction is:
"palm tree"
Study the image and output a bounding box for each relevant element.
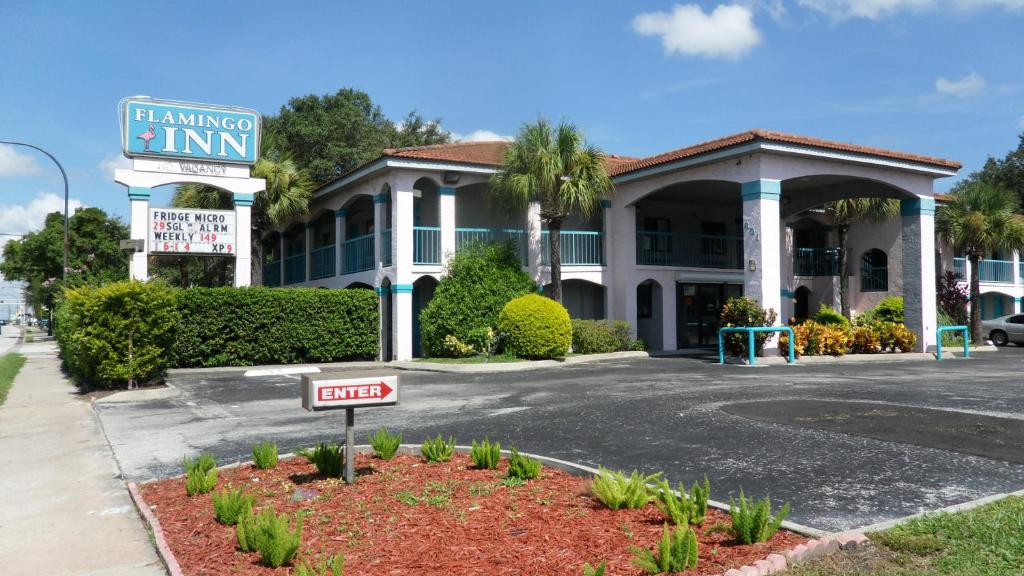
[823,198,900,319]
[937,182,1024,343]
[490,119,612,303]
[173,150,312,285]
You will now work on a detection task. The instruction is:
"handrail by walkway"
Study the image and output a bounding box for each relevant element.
[936,325,970,360]
[718,326,796,366]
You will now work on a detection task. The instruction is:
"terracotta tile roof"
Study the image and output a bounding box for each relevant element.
[383,140,640,172]
[609,129,962,176]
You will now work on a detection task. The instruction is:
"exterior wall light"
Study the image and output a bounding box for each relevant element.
[443,171,460,184]
[748,259,757,272]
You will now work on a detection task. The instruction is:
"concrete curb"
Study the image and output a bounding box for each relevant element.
[132,444,839,575]
[94,382,182,404]
[164,351,650,377]
[844,487,1024,535]
[127,482,183,576]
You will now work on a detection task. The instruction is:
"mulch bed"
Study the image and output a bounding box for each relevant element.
[141,453,806,575]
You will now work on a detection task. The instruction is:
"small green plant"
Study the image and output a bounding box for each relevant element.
[506,448,541,480]
[470,437,502,469]
[631,523,699,574]
[183,453,218,496]
[369,427,402,460]
[728,490,791,544]
[591,467,661,510]
[294,553,345,576]
[420,434,455,463]
[653,476,710,526]
[501,476,526,488]
[582,560,606,576]
[236,507,303,567]
[299,443,344,478]
[212,488,254,525]
[251,440,279,470]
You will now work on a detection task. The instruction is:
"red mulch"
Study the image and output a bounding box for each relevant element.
[141,454,805,575]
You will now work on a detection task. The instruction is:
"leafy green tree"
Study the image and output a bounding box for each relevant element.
[490,118,612,303]
[264,89,450,183]
[937,182,1024,342]
[823,198,900,319]
[1,208,129,314]
[958,133,1024,207]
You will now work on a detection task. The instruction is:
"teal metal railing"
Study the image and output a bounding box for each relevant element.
[310,245,336,280]
[636,231,742,269]
[954,257,966,278]
[980,259,1014,283]
[414,227,441,265]
[541,230,604,266]
[1020,261,1024,282]
[342,234,374,274]
[380,229,392,267]
[262,262,281,287]
[794,247,840,276]
[456,227,528,264]
[283,254,306,284]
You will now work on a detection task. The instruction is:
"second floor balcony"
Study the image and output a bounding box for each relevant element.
[636,231,742,269]
[794,247,841,276]
[953,257,1016,284]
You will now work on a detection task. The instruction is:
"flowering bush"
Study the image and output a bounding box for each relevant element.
[780,320,851,357]
[720,297,778,357]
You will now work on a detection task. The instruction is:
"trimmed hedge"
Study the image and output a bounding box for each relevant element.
[571,319,634,354]
[55,281,179,388]
[498,294,571,359]
[174,287,378,367]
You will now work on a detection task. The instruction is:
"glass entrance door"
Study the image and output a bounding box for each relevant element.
[677,283,742,347]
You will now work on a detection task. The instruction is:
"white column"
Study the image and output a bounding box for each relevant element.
[620,205,638,330]
[439,186,456,264]
[527,201,543,282]
[392,184,416,360]
[741,179,783,350]
[334,209,346,276]
[1013,250,1021,288]
[304,221,314,282]
[128,187,150,281]
[780,222,794,322]
[661,278,677,351]
[374,193,387,268]
[901,196,938,352]
[233,192,253,287]
[601,199,613,319]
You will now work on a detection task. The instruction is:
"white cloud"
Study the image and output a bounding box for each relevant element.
[0,145,42,177]
[98,154,131,179]
[453,130,513,142]
[0,192,85,236]
[632,4,762,61]
[798,0,1023,19]
[935,72,987,97]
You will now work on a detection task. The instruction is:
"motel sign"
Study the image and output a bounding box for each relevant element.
[121,98,260,164]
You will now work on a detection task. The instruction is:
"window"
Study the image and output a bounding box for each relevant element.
[1008,315,1024,325]
[860,249,888,292]
[637,283,653,318]
[642,218,671,252]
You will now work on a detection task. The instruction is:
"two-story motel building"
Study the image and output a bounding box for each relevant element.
[259,129,973,361]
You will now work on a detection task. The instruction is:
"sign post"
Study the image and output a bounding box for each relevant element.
[301,369,400,484]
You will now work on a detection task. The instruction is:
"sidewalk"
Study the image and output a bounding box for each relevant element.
[0,335,165,575]
[0,324,19,356]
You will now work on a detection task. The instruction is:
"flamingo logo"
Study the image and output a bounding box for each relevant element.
[137,123,156,151]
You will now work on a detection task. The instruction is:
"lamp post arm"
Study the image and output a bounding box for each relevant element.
[0,140,70,279]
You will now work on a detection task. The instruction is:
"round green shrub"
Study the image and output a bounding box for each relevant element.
[419,243,536,357]
[873,296,905,324]
[720,297,778,357]
[498,294,571,359]
[812,304,850,330]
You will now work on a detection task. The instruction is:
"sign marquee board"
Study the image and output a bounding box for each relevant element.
[149,208,236,255]
[302,370,400,412]
[121,98,260,164]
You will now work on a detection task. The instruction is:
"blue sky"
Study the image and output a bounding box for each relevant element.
[1,0,1023,237]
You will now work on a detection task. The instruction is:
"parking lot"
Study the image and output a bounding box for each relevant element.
[95,349,1024,532]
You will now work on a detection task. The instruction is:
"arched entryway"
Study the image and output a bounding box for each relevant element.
[543,279,606,319]
[412,275,439,357]
[794,286,811,321]
[636,280,663,351]
[379,278,393,361]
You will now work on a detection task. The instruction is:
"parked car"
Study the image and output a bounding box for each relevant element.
[981,314,1024,346]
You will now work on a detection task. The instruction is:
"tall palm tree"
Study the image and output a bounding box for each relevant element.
[490,119,612,303]
[937,182,1024,343]
[823,198,900,318]
[173,150,312,285]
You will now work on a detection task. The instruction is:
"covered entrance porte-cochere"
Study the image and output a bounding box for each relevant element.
[676,282,742,348]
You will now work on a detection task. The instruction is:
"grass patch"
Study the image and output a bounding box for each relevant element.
[415,353,521,364]
[788,496,1024,576]
[0,353,27,407]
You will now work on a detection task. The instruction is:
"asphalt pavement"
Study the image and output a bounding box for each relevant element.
[94,349,1024,533]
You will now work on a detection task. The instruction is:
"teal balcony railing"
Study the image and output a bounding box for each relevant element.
[794,247,840,276]
[954,257,1015,283]
[980,259,1014,283]
[636,232,742,269]
[262,261,281,287]
[284,254,306,284]
[541,230,604,266]
[1020,261,1024,282]
[414,227,441,265]
[310,245,335,280]
[342,234,374,274]
[380,229,392,267]
[456,228,528,264]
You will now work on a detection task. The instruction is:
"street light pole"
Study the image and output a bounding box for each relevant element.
[0,141,70,279]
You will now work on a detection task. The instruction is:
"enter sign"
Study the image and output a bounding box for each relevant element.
[301,370,400,411]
